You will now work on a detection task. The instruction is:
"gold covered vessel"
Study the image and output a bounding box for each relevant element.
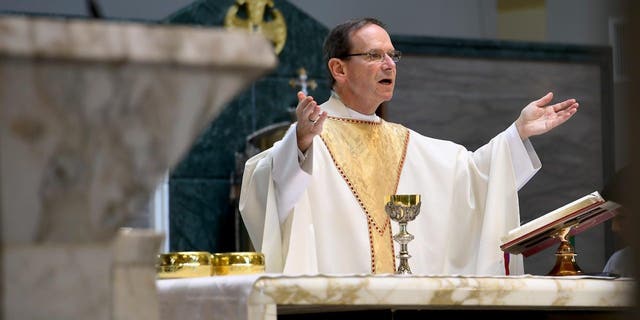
[212,252,265,275]
[156,251,212,279]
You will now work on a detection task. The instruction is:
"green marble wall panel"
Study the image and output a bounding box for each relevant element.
[164,0,229,26]
[166,0,329,253]
[171,76,329,178]
[165,0,330,79]
[169,178,235,252]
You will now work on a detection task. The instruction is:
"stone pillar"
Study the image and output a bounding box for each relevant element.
[0,15,276,320]
[113,228,164,320]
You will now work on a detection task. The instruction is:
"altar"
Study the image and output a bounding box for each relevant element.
[157,274,635,320]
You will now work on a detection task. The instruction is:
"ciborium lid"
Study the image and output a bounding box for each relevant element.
[156,251,213,279]
[212,252,265,276]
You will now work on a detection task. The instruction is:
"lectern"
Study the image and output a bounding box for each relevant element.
[500,191,621,275]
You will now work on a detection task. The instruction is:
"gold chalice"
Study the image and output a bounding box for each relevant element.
[385,194,421,275]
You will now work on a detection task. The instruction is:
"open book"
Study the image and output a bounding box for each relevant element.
[500,191,621,257]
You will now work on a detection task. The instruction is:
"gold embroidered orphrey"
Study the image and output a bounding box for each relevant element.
[320,117,410,274]
[225,0,287,54]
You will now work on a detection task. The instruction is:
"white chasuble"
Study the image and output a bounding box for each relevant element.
[239,96,530,276]
[320,117,409,274]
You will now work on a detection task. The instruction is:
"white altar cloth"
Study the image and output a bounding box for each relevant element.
[157,274,635,320]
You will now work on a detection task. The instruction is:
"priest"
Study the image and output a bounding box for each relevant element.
[239,17,579,275]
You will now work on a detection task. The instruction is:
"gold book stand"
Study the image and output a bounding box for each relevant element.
[500,191,621,276]
[546,225,583,276]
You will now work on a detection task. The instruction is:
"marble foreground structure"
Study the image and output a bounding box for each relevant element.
[157,274,636,320]
[0,15,276,319]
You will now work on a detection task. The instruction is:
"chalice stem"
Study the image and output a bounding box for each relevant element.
[395,222,413,274]
[397,243,411,274]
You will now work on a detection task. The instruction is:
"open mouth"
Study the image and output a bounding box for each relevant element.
[378,79,393,85]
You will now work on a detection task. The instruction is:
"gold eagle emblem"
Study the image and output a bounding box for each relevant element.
[225,0,287,54]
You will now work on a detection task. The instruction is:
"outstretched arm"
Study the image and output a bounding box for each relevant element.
[514,92,579,140]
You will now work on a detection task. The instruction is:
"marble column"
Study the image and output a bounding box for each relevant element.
[0,15,276,319]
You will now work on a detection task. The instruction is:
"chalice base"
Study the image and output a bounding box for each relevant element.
[396,252,412,275]
[396,264,412,275]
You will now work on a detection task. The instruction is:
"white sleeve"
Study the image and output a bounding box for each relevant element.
[504,123,542,190]
[271,124,313,223]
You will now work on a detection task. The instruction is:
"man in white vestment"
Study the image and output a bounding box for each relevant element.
[239,18,580,276]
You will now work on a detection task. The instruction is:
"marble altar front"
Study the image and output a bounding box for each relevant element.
[157,274,635,320]
[0,14,276,320]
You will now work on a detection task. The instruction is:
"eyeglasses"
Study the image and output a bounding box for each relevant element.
[341,49,402,63]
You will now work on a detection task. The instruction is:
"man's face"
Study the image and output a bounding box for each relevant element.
[342,24,397,111]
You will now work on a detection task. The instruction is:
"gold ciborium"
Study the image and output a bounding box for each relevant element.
[385,194,421,275]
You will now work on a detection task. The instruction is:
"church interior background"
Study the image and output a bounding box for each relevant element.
[1,1,635,313]
[157,0,630,276]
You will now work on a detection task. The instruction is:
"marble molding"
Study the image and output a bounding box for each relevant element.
[0,15,276,319]
[157,274,636,320]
